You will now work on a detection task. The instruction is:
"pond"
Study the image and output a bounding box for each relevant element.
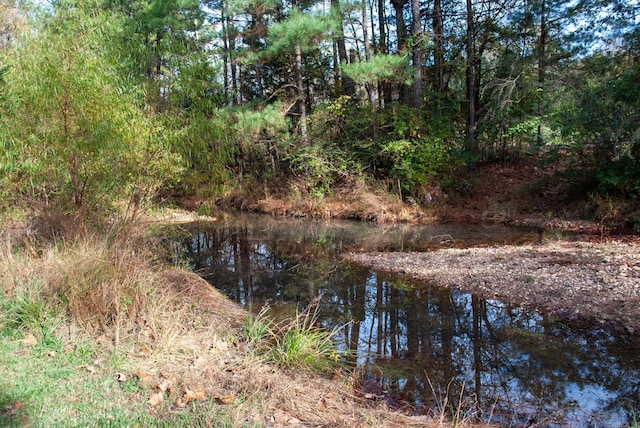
[162,214,640,427]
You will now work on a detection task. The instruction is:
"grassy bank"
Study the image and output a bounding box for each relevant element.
[0,222,484,427]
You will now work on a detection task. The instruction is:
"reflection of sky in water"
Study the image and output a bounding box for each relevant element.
[165,215,640,427]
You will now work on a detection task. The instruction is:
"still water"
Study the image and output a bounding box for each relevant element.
[163,214,640,427]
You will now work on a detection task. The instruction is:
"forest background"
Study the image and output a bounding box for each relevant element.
[0,0,639,229]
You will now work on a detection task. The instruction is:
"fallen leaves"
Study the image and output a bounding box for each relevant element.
[77,364,98,374]
[19,333,37,347]
[214,394,233,405]
[184,388,206,403]
[138,369,210,411]
[267,411,302,426]
[0,400,22,419]
[344,241,640,333]
[148,392,164,407]
[137,370,156,389]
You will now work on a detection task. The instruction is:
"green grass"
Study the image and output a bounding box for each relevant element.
[0,322,242,427]
[0,328,120,427]
[244,306,273,344]
[1,281,61,346]
[245,301,342,372]
[0,256,239,428]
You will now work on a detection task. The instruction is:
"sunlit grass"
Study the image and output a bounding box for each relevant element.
[1,280,60,346]
[244,300,342,372]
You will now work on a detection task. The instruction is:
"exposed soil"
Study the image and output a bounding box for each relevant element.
[192,159,636,235]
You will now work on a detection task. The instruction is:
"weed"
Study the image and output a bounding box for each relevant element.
[246,300,341,372]
[427,376,483,427]
[629,406,639,428]
[244,306,273,344]
[1,281,60,346]
[107,348,126,370]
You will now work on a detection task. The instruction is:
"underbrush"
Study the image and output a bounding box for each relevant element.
[0,227,477,427]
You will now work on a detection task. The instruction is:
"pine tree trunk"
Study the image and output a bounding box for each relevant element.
[391,0,409,104]
[466,0,477,156]
[411,0,422,111]
[295,42,307,138]
[221,2,230,104]
[332,0,355,97]
[363,0,377,109]
[537,0,547,146]
[378,0,392,106]
[227,15,238,106]
[432,0,445,96]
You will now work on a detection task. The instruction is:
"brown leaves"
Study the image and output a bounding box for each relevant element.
[1,400,22,419]
[267,411,302,426]
[184,388,206,403]
[137,370,156,388]
[139,370,210,411]
[148,392,164,407]
[214,394,233,405]
[77,364,98,374]
[19,333,37,347]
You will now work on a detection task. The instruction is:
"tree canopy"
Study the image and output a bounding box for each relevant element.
[0,0,638,225]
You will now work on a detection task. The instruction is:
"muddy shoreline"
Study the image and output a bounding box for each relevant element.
[343,240,640,335]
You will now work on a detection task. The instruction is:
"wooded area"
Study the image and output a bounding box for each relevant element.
[0,0,638,226]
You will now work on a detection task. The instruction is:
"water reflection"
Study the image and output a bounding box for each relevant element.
[164,215,640,427]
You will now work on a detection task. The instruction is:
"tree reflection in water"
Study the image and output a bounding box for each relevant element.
[164,215,640,427]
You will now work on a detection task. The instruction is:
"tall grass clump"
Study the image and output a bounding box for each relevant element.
[43,237,150,331]
[0,229,165,347]
[244,300,341,372]
[0,280,60,346]
[244,305,274,344]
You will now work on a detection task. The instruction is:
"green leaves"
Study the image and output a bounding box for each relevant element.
[342,54,412,85]
[0,3,182,218]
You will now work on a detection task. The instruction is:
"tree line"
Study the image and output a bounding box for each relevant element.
[0,0,638,223]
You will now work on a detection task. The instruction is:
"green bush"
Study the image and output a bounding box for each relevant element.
[379,137,459,196]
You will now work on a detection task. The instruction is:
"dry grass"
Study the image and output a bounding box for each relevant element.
[1,224,489,427]
[255,180,426,223]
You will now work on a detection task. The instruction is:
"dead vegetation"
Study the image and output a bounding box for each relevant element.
[226,179,431,223]
[191,159,630,234]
